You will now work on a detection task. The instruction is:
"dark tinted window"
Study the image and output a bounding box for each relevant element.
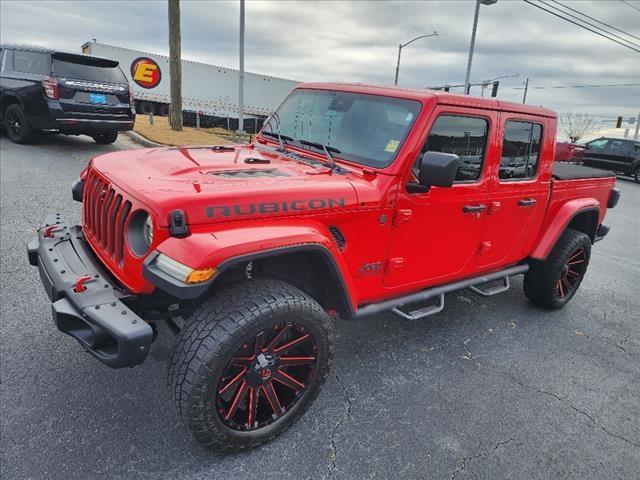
[608,139,633,152]
[499,121,542,180]
[52,59,127,83]
[418,115,488,182]
[586,138,609,150]
[12,50,49,75]
[264,89,421,168]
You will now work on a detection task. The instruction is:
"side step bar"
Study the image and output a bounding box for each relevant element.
[354,264,529,320]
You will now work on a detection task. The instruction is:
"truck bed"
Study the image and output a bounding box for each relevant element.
[552,162,616,180]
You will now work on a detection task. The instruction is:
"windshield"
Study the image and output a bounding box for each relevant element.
[263,89,421,168]
[52,58,127,84]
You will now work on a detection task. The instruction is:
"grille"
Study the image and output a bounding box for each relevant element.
[83,170,132,265]
[328,226,346,251]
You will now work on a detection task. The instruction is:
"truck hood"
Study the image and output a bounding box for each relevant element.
[91,144,361,227]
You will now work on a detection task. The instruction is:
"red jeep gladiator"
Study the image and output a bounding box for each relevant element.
[28,83,620,450]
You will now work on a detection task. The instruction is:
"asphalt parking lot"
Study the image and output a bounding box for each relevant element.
[1,133,639,480]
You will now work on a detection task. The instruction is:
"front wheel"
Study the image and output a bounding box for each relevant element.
[524,229,592,309]
[169,279,333,451]
[92,131,118,144]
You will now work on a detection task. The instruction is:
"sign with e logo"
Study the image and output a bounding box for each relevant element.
[130,57,161,89]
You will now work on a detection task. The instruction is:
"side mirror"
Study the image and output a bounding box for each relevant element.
[407,152,459,193]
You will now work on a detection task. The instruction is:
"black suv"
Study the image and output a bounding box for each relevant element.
[0,45,135,144]
[581,137,640,183]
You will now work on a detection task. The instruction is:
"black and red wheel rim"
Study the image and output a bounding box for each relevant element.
[557,247,586,299]
[216,322,318,432]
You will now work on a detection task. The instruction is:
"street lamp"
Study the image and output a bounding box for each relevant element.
[394,31,438,86]
[463,0,497,95]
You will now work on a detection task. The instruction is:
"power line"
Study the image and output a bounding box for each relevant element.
[510,82,640,90]
[549,0,640,42]
[619,0,640,13]
[523,0,640,53]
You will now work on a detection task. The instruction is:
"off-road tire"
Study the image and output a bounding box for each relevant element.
[92,131,118,144]
[634,166,640,184]
[169,278,333,451]
[4,104,36,144]
[524,228,591,309]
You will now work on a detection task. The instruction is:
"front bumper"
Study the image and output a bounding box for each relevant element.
[27,214,153,368]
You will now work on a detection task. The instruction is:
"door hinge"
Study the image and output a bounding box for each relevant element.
[393,209,412,226]
[477,241,492,256]
[386,257,405,273]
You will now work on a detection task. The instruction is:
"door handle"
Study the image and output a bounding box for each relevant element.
[518,198,537,207]
[463,204,487,213]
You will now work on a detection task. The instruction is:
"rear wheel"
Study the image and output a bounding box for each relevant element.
[92,131,118,144]
[634,167,640,184]
[4,104,36,144]
[169,279,333,451]
[524,229,591,309]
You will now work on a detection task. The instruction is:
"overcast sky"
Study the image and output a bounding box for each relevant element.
[1,0,639,133]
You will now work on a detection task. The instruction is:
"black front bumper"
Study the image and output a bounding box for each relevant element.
[28,214,152,368]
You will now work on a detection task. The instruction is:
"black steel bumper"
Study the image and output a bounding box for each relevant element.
[27,214,153,368]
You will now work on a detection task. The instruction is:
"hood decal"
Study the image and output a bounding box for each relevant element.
[206,197,346,218]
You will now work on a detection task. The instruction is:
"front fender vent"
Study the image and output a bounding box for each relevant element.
[208,169,288,178]
[328,226,346,251]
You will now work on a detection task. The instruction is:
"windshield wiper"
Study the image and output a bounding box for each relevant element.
[299,140,340,170]
[262,130,293,152]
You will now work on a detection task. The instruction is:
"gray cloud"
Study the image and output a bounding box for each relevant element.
[1,0,638,122]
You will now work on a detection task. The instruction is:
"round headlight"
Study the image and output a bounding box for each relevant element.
[127,210,154,256]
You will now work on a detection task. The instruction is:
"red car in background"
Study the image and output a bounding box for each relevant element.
[555,141,585,162]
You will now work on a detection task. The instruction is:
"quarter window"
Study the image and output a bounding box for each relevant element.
[12,51,49,75]
[418,115,489,182]
[499,121,542,180]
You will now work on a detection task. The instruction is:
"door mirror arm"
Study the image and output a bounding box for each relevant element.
[406,181,430,194]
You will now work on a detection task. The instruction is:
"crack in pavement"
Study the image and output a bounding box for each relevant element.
[553,324,637,360]
[450,437,516,480]
[493,367,640,449]
[326,372,353,479]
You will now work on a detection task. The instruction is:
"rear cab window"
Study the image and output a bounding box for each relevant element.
[416,115,489,182]
[52,53,127,84]
[499,121,543,181]
[12,50,50,75]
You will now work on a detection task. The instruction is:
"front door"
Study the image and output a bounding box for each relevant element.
[477,114,550,268]
[384,107,497,289]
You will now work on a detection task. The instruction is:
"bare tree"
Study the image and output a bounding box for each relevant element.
[558,112,601,143]
[168,0,182,131]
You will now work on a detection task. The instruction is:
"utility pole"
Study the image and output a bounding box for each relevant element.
[168,0,182,131]
[522,77,529,104]
[634,112,640,140]
[464,0,497,95]
[237,0,245,133]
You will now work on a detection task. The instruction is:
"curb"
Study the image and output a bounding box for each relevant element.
[123,131,165,148]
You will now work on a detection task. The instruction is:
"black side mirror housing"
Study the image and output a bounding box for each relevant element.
[407,152,459,193]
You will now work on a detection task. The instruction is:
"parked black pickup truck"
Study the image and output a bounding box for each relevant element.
[581,137,640,183]
[0,45,135,144]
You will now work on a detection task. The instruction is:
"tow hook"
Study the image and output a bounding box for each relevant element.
[43,225,62,238]
[74,275,96,293]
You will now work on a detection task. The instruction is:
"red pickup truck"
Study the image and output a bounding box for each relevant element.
[28,83,620,451]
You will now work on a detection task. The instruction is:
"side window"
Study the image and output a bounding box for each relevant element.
[609,140,631,152]
[499,121,542,180]
[586,138,609,150]
[12,51,49,75]
[418,115,489,182]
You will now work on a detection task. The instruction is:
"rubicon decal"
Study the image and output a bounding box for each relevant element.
[206,198,346,218]
[130,57,161,89]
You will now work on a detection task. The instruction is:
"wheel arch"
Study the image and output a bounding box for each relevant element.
[213,245,355,319]
[0,95,21,118]
[530,201,600,260]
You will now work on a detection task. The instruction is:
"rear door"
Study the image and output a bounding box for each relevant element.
[477,114,550,269]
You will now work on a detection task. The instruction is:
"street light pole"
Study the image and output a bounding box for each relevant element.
[237,0,245,133]
[464,0,497,95]
[394,31,438,86]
